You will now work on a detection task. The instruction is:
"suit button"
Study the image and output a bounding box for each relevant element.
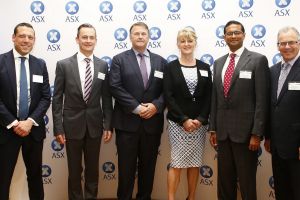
[192,98,196,101]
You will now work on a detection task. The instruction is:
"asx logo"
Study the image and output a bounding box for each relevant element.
[102,162,116,180]
[47,29,61,51]
[200,165,214,186]
[167,55,178,63]
[42,165,52,184]
[239,0,253,10]
[101,56,112,67]
[65,1,79,15]
[250,25,266,47]
[274,0,291,16]
[275,0,291,8]
[215,25,227,47]
[202,0,216,11]
[114,28,128,49]
[268,176,275,198]
[167,0,181,20]
[51,139,65,159]
[30,1,45,15]
[273,53,282,65]
[134,1,147,13]
[148,27,161,48]
[99,1,113,14]
[200,54,214,66]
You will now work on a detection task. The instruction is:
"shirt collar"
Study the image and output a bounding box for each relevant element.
[229,46,245,58]
[132,48,150,58]
[77,51,94,62]
[13,48,29,60]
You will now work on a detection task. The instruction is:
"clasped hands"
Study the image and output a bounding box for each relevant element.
[183,119,202,133]
[139,103,157,119]
[13,119,33,137]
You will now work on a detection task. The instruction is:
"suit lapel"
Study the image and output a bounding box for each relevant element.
[277,57,300,102]
[215,55,227,97]
[6,51,17,102]
[271,63,281,104]
[88,57,101,101]
[71,54,83,96]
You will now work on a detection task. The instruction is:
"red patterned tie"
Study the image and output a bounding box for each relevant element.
[223,53,236,98]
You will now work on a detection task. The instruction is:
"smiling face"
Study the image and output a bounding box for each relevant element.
[224,24,245,52]
[277,29,300,62]
[12,26,35,56]
[130,25,149,52]
[76,27,97,57]
[177,36,196,56]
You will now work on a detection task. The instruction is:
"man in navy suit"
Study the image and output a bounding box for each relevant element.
[109,22,167,200]
[0,22,51,200]
[264,26,300,200]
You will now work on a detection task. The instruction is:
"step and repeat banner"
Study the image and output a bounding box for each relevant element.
[0,0,298,199]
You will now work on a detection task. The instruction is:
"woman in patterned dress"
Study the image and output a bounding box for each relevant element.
[163,27,212,200]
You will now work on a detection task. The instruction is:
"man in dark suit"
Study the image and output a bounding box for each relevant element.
[209,20,270,200]
[52,23,113,200]
[0,22,50,200]
[264,26,300,200]
[109,22,167,200]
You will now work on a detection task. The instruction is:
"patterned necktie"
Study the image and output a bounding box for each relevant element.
[277,63,291,98]
[19,57,29,120]
[223,53,236,98]
[138,53,148,88]
[83,58,92,103]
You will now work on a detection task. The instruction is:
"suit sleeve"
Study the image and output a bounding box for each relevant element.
[52,61,65,135]
[109,56,141,113]
[101,63,113,130]
[28,59,51,122]
[163,63,189,125]
[252,55,270,136]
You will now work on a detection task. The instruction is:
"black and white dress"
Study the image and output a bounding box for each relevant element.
[168,65,207,168]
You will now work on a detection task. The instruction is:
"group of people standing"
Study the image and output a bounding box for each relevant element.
[0,20,299,200]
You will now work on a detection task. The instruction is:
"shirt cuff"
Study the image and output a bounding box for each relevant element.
[7,120,18,129]
[28,118,39,126]
[132,105,142,115]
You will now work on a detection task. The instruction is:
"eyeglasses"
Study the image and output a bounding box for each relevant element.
[277,41,299,47]
[225,31,244,37]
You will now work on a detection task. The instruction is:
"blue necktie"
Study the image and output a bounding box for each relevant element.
[19,57,29,120]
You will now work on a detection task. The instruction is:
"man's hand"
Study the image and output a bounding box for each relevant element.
[13,119,33,137]
[210,131,218,147]
[139,103,157,119]
[103,130,112,143]
[249,135,261,151]
[56,134,66,144]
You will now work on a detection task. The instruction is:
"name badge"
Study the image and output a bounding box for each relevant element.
[199,70,208,77]
[32,75,43,83]
[288,82,300,90]
[239,71,252,79]
[154,70,163,79]
[98,72,106,80]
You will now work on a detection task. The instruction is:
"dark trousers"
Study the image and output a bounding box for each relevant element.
[116,126,161,200]
[217,139,258,200]
[66,132,101,200]
[0,135,44,200]
[272,150,300,200]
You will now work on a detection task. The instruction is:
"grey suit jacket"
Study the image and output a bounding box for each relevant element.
[52,53,113,139]
[209,48,270,143]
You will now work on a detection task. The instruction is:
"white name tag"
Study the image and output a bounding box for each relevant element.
[199,70,208,77]
[154,70,163,79]
[239,71,252,79]
[32,75,43,83]
[98,72,106,80]
[288,82,300,90]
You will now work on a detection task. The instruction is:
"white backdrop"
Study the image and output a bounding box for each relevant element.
[0,0,298,199]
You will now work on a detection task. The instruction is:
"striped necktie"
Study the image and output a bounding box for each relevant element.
[83,58,92,103]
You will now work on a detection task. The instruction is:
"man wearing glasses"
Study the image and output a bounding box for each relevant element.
[209,20,270,200]
[264,26,300,200]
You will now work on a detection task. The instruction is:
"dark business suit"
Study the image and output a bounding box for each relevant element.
[266,57,300,200]
[109,49,166,200]
[52,54,112,200]
[164,59,212,125]
[0,50,50,200]
[210,48,270,200]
